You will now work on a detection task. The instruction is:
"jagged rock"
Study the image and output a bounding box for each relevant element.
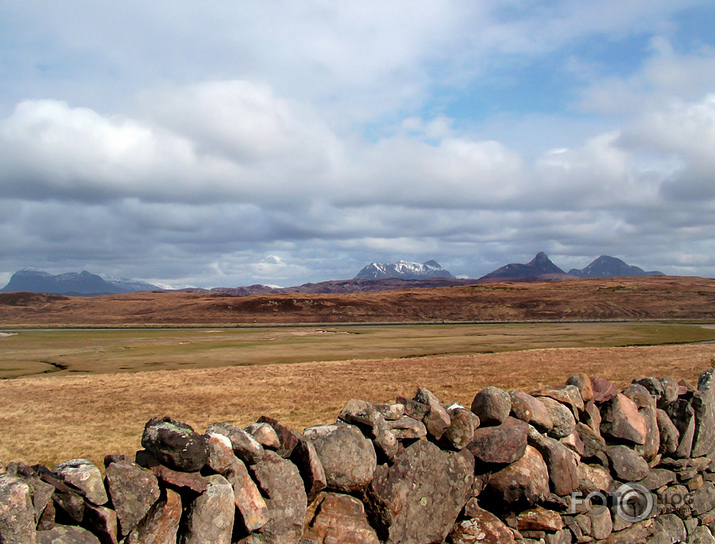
[338,399,398,460]
[83,504,118,544]
[687,525,715,543]
[576,422,607,459]
[690,483,715,517]
[206,432,239,474]
[249,451,307,543]
[207,423,265,464]
[385,415,427,439]
[640,468,677,490]
[515,506,563,532]
[135,450,208,494]
[225,457,270,533]
[304,424,376,493]
[560,430,585,457]
[396,396,430,421]
[471,386,511,426]
[414,387,451,440]
[0,473,36,544]
[179,474,234,544]
[531,386,583,417]
[484,445,549,507]
[590,376,618,403]
[600,393,647,445]
[289,438,328,503]
[367,440,474,544]
[52,458,108,506]
[141,417,209,472]
[126,489,181,544]
[659,377,680,406]
[606,445,649,481]
[447,507,516,543]
[467,417,528,464]
[577,463,613,494]
[300,492,379,544]
[603,519,656,542]
[657,408,681,456]
[442,406,479,450]
[373,403,404,421]
[623,383,660,460]
[5,463,55,526]
[667,399,696,458]
[245,422,281,450]
[699,368,715,391]
[104,458,161,538]
[692,388,715,457]
[634,377,663,403]
[257,416,304,458]
[37,525,100,544]
[567,373,594,402]
[536,396,576,439]
[527,426,579,496]
[510,390,554,433]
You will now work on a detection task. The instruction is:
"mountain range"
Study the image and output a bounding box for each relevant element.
[1,254,664,296]
[0,269,160,296]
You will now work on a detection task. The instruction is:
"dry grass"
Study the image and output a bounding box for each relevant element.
[1,343,713,469]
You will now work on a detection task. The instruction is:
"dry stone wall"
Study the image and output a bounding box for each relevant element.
[3,368,715,543]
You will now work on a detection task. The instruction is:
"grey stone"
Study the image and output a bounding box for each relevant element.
[385,415,427,440]
[304,423,376,493]
[126,488,182,544]
[537,396,576,439]
[0,473,36,544]
[467,416,528,464]
[657,408,681,456]
[692,388,715,457]
[83,504,118,544]
[442,407,479,450]
[414,387,452,440]
[691,483,715,517]
[471,386,511,426]
[207,422,265,464]
[527,425,579,497]
[178,474,234,544]
[484,445,549,507]
[289,437,327,503]
[667,399,696,458]
[649,513,685,543]
[52,458,108,506]
[245,422,281,450]
[688,526,715,543]
[567,372,594,402]
[250,451,307,544]
[256,416,304,458]
[606,445,650,481]
[367,440,474,544]
[510,390,554,433]
[661,378,680,408]
[37,526,100,544]
[104,459,161,538]
[141,417,209,472]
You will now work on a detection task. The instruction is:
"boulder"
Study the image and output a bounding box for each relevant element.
[37,525,100,544]
[606,445,649,482]
[179,474,234,544]
[4,463,54,527]
[470,386,511,426]
[483,445,549,507]
[590,376,618,403]
[510,390,554,433]
[442,406,479,450]
[289,438,327,503]
[303,424,376,493]
[135,450,208,494]
[567,373,594,402]
[338,399,398,460]
[206,423,265,464]
[224,458,270,533]
[249,451,307,544]
[666,398,696,458]
[245,422,281,450]
[600,393,647,445]
[536,396,576,439]
[467,417,528,465]
[527,426,579,497]
[447,507,516,544]
[373,403,404,421]
[414,387,451,440]
[83,504,118,544]
[141,417,209,472]
[300,492,379,544]
[52,458,108,506]
[576,422,607,459]
[206,432,239,475]
[0,473,36,544]
[577,463,613,494]
[623,383,660,460]
[104,458,161,538]
[656,408,680,456]
[126,489,181,544]
[385,415,427,440]
[257,416,304,458]
[692,388,715,457]
[531,386,583,417]
[515,506,563,532]
[367,440,474,544]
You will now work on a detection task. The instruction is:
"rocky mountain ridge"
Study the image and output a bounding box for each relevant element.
[0,269,160,296]
[355,260,455,280]
[569,255,663,278]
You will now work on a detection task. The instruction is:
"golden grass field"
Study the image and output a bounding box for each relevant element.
[1,323,715,469]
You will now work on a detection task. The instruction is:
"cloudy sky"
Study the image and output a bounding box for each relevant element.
[1,1,715,288]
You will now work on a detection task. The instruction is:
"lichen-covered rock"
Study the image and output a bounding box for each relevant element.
[385,415,427,440]
[606,445,649,481]
[467,417,528,464]
[692,388,715,458]
[471,386,511,426]
[37,525,101,544]
[135,450,208,494]
[300,492,379,544]
[510,390,554,433]
[483,445,549,507]
[141,417,209,472]
[178,475,234,544]
[656,408,680,456]
[304,424,376,493]
[567,373,594,402]
[249,451,307,544]
[600,393,647,445]
[515,506,563,532]
[206,423,265,464]
[52,458,108,506]
[414,387,451,440]
[367,440,474,544]
[447,507,516,544]
[536,396,576,439]
[289,437,327,502]
[104,458,161,538]
[442,406,479,450]
[527,426,579,497]
[577,463,613,494]
[257,416,304,458]
[338,399,398,460]
[0,473,36,544]
[126,489,181,544]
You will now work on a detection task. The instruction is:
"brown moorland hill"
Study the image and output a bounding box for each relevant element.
[1,275,715,326]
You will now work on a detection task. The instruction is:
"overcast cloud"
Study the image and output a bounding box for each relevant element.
[1,1,714,288]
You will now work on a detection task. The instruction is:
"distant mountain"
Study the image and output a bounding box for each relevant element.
[355,260,455,280]
[480,252,569,281]
[569,256,664,278]
[0,269,160,296]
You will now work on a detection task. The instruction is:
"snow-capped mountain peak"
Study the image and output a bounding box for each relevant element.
[355,260,455,280]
